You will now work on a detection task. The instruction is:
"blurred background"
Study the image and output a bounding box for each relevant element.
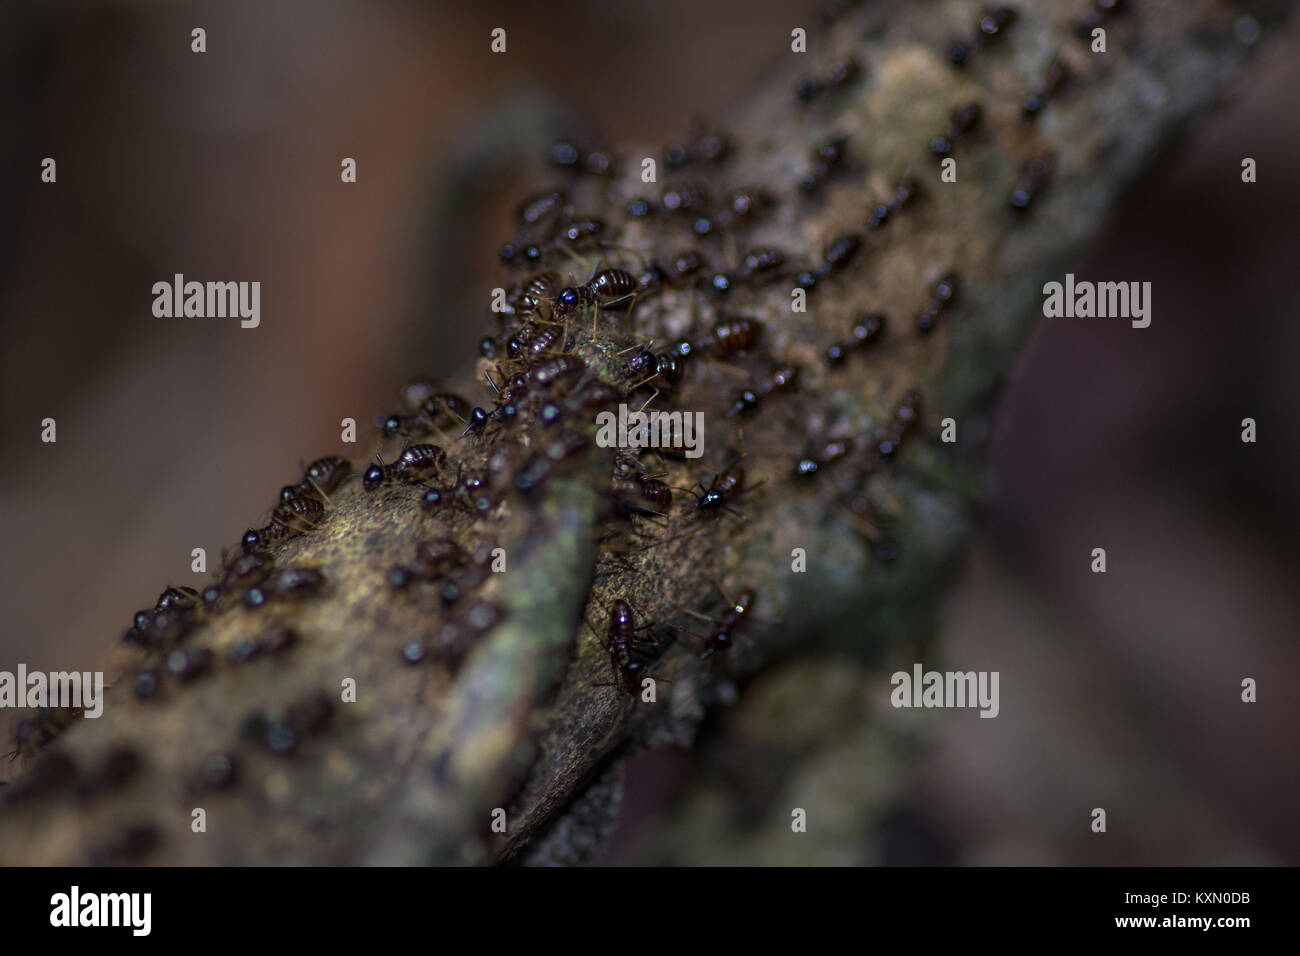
[2,0,1296,864]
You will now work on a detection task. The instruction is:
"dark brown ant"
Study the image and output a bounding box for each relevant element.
[978,7,1017,39]
[668,250,706,286]
[726,364,800,417]
[704,317,762,356]
[625,196,655,218]
[397,443,447,475]
[547,142,614,177]
[796,56,862,104]
[795,437,854,477]
[723,188,771,220]
[165,647,213,683]
[530,354,587,390]
[1022,57,1069,122]
[155,585,199,612]
[423,599,507,664]
[382,392,470,439]
[685,461,755,519]
[588,268,640,310]
[877,390,922,460]
[301,456,351,495]
[949,7,1017,66]
[552,266,641,320]
[587,599,669,695]
[677,581,757,660]
[363,443,446,490]
[447,467,496,516]
[516,324,563,364]
[1009,155,1053,211]
[514,429,590,494]
[817,233,862,277]
[890,174,920,213]
[611,472,672,519]
[243,689,334,756]
[558,217,605,247]
[244,567,326,608]
[7,706,82,761]
[229,625,299,663]
[799,136,848,192]
[271,493,324,531]
[930,103,981,159]
[825,313,885,366]
[221,548,273,592]
[192,752,238,791]
[917,273,958,334]
[691,129,731,164]
[135,588,202,641]
[480,369,535,433]
[388,537,469,590]
[564,379,623,415]
[239,492,321,554]
[661,182,709,213]
[740,247,785,279]
[515,189,567,226]
[625,344,689,395]
[514,270,561,322]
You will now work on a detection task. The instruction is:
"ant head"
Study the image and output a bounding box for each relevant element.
[462,407,489,436]
[362,464,385,491]
[381,414,402,438]
[699,488,726,511]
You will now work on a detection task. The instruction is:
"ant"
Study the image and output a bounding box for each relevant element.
[798,135,848,192]
[796,56,861,104]
[681,447,766,522]
[825,313,885,366]
[929,103,981,159]
[6,706,82,762]
[243,566,326,608]
[701,316,762,357]
[1009,155,1052,211]
[675,580,758,661]
[916,273,958,334]
[611,471,672,518]
[586,598,672,696]
[725,364,800,417]
[877,390,922,460]
[280,456,352,502]
[363,443,447,490]
[382,389,470,440]
[794,437,854,478]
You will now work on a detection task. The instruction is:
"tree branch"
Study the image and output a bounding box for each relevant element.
[1,0,1290,865]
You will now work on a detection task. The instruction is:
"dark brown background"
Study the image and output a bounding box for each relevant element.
[2,0,1296,864]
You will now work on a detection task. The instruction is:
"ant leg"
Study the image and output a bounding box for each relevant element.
[581,613,610,653]
[708,574,736,608]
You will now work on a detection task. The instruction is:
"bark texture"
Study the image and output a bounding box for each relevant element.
[1,0,1291,865]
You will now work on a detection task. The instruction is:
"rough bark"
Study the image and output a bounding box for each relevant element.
[1,0,1290,865]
